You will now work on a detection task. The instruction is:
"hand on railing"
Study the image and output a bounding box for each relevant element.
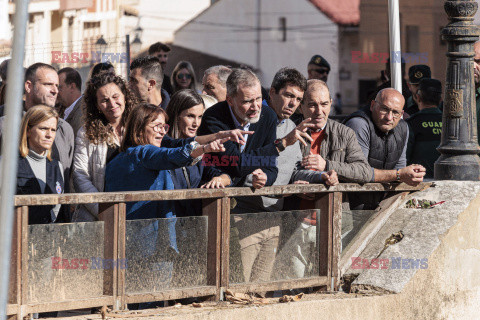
[321,170,339,186]
[200,174,231,189]
[398,164,426,186]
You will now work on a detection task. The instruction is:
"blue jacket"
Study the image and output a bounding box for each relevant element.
[105,144,194,252]
[170,163,222,217]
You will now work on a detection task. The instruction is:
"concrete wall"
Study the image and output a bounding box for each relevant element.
[174,0,339,95]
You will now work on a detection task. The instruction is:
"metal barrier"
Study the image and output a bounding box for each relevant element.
[6,182,430,318]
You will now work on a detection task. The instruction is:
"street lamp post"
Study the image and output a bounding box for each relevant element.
[130,25,143,55]
[434,0,480,180]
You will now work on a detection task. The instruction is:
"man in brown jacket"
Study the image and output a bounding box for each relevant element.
[299,79,372,183]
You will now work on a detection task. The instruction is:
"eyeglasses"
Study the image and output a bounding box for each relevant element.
[177,74,192,80]
[375,101,403,119]
[313,68,329,75]
[150,123,170,133]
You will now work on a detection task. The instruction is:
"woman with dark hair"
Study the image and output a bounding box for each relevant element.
[14,105,65,224]
[72,72,137,221]
[105,102,227,219]
[90,62,114,79]
[166,89,231,217]
[171,61,197,93]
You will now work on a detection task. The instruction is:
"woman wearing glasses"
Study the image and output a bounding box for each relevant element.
[171,61,197,93]
[72,72,137,221]
[104,103,227,220]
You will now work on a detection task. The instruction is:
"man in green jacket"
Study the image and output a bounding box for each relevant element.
[406,79,443,178]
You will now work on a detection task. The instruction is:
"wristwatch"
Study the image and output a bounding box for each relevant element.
[274,139,286,152]
[189,141,203,165]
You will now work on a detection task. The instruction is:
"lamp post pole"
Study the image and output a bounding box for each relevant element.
[434,0,480,180]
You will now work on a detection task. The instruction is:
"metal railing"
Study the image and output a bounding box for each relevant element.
[6,182,430,318]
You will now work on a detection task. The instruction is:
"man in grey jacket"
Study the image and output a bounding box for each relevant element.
[0,63,74,186]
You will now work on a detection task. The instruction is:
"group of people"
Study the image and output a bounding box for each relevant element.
[0,39,454,286]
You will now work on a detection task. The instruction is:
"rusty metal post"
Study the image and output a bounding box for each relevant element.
[435,0,480,180]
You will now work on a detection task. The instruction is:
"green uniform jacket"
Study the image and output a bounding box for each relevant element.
[406,107,442,178]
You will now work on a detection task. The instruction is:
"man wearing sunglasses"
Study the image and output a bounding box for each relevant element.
[291,55,331,126]
[344,88,426,208]
[307,54,330,82]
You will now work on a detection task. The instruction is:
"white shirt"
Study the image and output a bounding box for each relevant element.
[63,95,82,120]
[228,104,251,152]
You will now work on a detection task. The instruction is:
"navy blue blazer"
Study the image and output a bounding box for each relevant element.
[197,101,279,186]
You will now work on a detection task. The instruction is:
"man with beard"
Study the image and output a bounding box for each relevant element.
[129,56,169,109]
[0,62,74,190]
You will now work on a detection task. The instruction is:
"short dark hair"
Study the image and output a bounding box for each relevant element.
[121,102,167,151]
[148,42,171,55]
[270,67,307,93]
[58,67,82,91]
[91,62,114,79]
[25,63,56,84]
[165,89,204,139]
[0,59,10,82]
[130,56,163,88]
[417,78,442,106]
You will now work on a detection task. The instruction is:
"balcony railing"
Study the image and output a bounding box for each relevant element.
[6,182,430,318]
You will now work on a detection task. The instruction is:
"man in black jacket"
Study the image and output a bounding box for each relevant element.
[198,68,279,188]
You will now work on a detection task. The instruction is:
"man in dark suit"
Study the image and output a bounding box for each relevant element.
[198,68,311,285]
[198,68,281,188]
[57,67,83,137]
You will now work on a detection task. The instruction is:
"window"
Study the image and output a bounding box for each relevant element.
[406,25,419,53]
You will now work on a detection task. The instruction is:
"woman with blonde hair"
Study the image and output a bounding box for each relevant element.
[72,72,137,221]
[15,105,65,224]
[171,61,197,93]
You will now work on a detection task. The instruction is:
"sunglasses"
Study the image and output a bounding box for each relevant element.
[313,68,329,75]
[177,74,192,80]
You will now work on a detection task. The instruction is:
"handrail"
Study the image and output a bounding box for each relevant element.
[13,182,432,206]
[7,182,431,317]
